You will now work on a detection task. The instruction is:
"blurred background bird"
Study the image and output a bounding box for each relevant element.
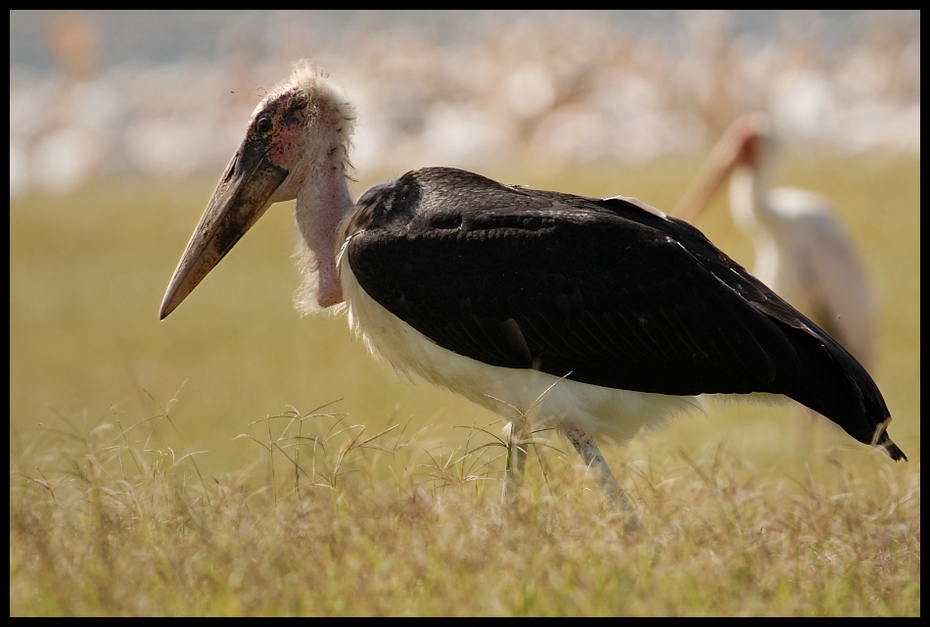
[675,112,875,368]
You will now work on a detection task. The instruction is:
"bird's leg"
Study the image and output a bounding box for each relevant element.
[502,415,530,506]
[563,426,640,527]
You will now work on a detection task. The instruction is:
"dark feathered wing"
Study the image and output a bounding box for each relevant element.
[346,167,904,460]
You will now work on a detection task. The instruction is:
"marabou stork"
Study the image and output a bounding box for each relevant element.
[159,63,905,521]
[675,112,875,368]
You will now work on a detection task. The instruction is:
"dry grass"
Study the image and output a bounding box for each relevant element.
[10,154,920,616]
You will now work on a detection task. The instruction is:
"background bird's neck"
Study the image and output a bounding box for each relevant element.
[729,165,776,231]
[294,162,355,310]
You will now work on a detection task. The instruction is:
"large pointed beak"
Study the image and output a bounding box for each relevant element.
[159,139,289,320]
[673,129,741,224]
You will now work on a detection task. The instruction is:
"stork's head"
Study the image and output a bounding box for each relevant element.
[674,112,779,223]
[159,62,355,320]
[727,112,778,171]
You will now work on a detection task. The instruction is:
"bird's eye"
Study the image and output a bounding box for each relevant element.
[256,115,274,135]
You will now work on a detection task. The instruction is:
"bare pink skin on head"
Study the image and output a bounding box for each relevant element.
[264,94,311,168]
[159,63,357,319]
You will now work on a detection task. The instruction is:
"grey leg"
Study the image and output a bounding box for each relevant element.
[564,426,641,529]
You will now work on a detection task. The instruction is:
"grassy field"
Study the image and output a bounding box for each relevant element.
[9,154,920,616]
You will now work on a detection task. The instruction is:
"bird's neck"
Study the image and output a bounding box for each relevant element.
[294,162,355,311]
[729,165,776,232]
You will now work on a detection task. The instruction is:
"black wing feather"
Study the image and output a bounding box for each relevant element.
[345,167,902,459]
[348,169,795,394]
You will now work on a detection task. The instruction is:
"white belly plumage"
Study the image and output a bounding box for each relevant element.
[339,260,704,445]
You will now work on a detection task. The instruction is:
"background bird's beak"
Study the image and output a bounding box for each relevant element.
[159,140,289,320]
[673,130,740,223]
